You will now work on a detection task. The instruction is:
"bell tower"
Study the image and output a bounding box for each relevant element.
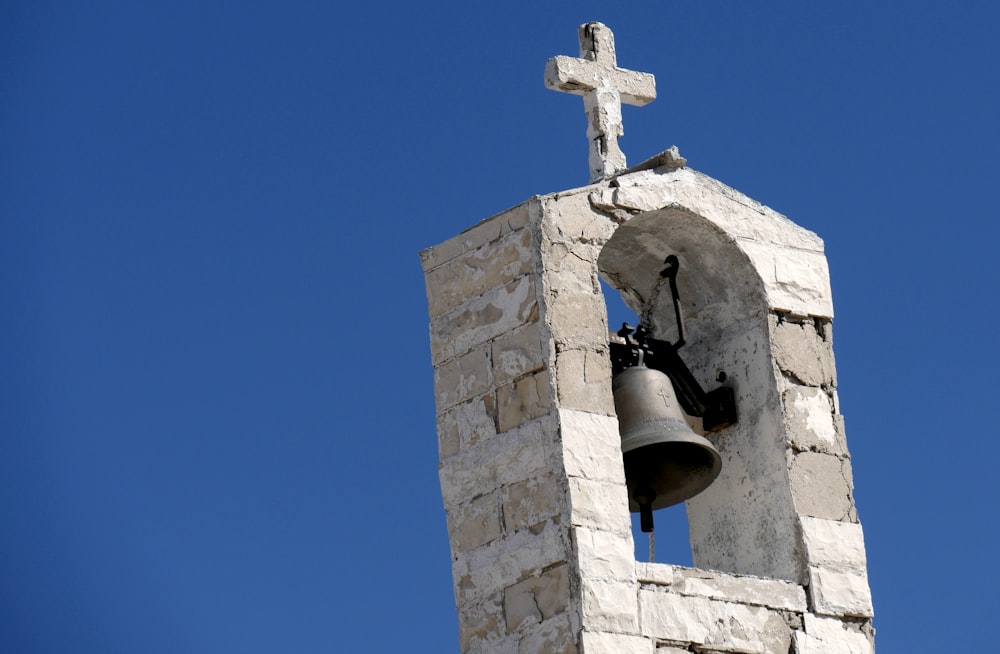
[421,22,875,654]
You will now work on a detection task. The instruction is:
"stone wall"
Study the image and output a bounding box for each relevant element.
[422,154,874,653]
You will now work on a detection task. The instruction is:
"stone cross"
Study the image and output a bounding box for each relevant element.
[545,22,656,183]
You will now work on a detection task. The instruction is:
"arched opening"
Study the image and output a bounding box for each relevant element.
[598,206,799,579]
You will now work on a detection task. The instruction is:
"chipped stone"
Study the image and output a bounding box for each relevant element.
[516,613,577,654]
[492,325,546,387]
[783,385,845,455]
[437,395,497,459]
[504,564,570,631]
[579,631,655,654]
[558,409,625,484]
[448,491,502,553]
[638,590,791,654]
[497,370,553,433]
[503,473,564,533]
[666,567,807,612]
[574,527,635,581]
[421,202,531,272]
[789,451,855,522]
[425,227,534,317]
[554,347,615,414]
[434,348,493,411]
[796,614,874,654]
[800,517,867,571]
[580,578,639,632]
[770,316,836,388]
[808,567,874,618]
[430,275,538,364]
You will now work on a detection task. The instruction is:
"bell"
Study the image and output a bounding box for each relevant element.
[613,365,722,531]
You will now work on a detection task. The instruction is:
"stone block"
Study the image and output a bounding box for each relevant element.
[546,291,610,348]
[543,240,602,296]
[637,590,791,654]
[783,385,846,456]
[420,202,531,272]
[770,316,836,388]
[789,451,854,522]
[580,578,639,632]
[667,567,807,612]
[517,613,578,654]
[439,416,557,509]
[540,189,616,247]
[579,631,655,654]
[554,347,615,414]
[808,567,874,618]
[434,348,493,411]
[457,591,505,652]
[425,227,534,317]
[454,522,569,604]
[492,325,546,387]
[504,564,570,632]
[437,395,497,459]
[497,370,554,433]
[448,491,502,554]
[574,527,636,581]
[799,517,867,571]
[502,472,565,533]
[566,476,632,534]
[559,409,626,483]
[795,614,873,654]
[430,275,538,364]
[742,241,834,318]
[634,562,674,586]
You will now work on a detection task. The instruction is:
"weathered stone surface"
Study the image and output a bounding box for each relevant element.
[770,316,836,388]
[580,630,654,654]
[580,578,639,632]
[448,491,502,553]
[574,527,635,581]
[439,416,557,509]
[545,23,656,182]
[435,348,493,411]
[662,567,807,612]
[559,409,625,484]
[609,167,824,251]
[492,325,546,387]
[457,591,505,653]
[504,564,571,631]
[454,522,569,604]
[800,517,867,571]
[634,562,673,586]
[783,385,845,455]
[437,395,497,459]
[809,567,874,618]
[566,476,632,533]
[502,473,564,533]
[517,613,578,654]
[741,241,834,318]
[430,275,538,364]
[546,291,610,348]
[425,227,534,317]
[554,347,615,414]
[497,370,554,432]
[789,451,855,522]
[796,614,874,654]
[638,590,791,654]
[421,202,532,272]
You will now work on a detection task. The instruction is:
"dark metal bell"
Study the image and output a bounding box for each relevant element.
[612,366,722,530]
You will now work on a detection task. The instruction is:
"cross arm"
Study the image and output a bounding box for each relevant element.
[544,56,656,106]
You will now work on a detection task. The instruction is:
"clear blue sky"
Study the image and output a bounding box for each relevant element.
[2,2,998,652]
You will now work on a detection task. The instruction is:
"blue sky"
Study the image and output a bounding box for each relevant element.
[2,2,998,652]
